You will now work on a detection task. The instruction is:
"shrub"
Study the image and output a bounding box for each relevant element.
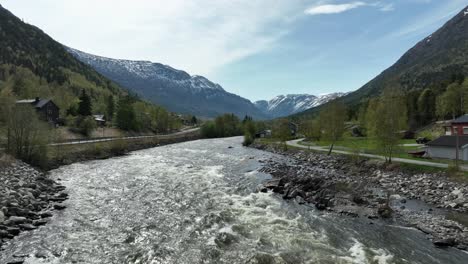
[77,116,97,137]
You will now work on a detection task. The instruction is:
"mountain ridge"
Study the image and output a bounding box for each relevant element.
[67,48,267,119]
[255,93,346,118]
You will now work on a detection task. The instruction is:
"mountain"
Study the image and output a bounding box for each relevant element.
[299,5,468,117]
[255,93,346,118]
[67,48,267,119]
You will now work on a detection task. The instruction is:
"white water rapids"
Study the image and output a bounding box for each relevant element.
[1,137,467,263]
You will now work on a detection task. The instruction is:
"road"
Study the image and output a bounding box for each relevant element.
[287,138,468,171]
[50,127,200,146]
[0,128,200,150]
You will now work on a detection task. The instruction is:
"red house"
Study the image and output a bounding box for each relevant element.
[445,115,468,135]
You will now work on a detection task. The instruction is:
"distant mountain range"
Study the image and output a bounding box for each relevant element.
[67,48,267,119]
[255,93,346,118]
[299,4,468,117]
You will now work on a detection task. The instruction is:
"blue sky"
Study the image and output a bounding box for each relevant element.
[2,0,468,101]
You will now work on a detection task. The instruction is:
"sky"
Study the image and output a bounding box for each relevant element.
[1,0,467,101]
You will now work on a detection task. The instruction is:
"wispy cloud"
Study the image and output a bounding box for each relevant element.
[2,0,315,76]
[378,3,395,12]
[305,1,396,15]
[305,2,367,15]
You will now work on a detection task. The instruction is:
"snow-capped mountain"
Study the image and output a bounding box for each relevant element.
[67,48,267,119]
[255,93,346,118]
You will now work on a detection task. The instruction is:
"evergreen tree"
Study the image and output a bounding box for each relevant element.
[417,88,436,125]
[78,89,92,116]
[191,116,198,125]
[106,95,115,121]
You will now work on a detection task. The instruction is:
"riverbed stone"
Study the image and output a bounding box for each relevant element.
[0,157,67,246]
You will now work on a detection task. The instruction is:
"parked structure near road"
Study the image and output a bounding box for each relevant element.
[425,115,468,161]
[16,97,59,124]
[426,136,468,161]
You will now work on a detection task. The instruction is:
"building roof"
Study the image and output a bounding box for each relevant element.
[451,115,468,124]
[35,99,51,108]
[427,136,468,148]
[16,98,53,109]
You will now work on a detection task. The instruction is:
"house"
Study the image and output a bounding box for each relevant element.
[444,115,468,135]
[255,130,272,138]
[426,136,468,161]
[16,97,59,124]
[93,114,106,127]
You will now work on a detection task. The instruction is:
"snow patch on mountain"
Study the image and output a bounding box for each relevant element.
[255,93,346,118]
[67,47,224,92]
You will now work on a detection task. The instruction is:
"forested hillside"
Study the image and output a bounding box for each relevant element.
[0,4,125,115]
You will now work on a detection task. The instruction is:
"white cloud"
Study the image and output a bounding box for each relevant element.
[304,1,397,16]
[1,0,312,76]
[305,2,367,15]
[378,3,395,12]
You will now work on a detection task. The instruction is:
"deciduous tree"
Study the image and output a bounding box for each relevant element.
[366,88,407,163]
[319,100,347,155]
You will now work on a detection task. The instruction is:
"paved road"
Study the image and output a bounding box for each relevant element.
[0,128,200,150]
[287,138,468,171]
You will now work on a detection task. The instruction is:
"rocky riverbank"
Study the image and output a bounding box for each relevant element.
[253,143,468,250]
[0,156,67,255]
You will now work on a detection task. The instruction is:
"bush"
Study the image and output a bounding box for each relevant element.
[77,116,97,137]
[243,134,254,146]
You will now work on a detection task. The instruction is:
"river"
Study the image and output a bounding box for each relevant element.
[1,137,468,263]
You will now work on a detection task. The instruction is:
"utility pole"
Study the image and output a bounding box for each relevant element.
[456,127,460,168]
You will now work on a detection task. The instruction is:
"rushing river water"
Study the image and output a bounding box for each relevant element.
[1,137,468,264]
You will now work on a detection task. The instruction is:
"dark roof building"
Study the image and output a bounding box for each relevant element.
[451,115,468,124]
[16,97,60,124]
[427,136,468,148]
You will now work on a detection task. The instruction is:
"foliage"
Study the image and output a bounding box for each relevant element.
[319,100,347,155]
[116,96,139,131]
[107,95,115,121]
[301,118,322,141]
[436,81,467,119]
[201,121,218,138]
[366,88,408,163]
[243,119,256,146]
[417,88,436,125]
[78,89,92,116]
[77,116,97,137]
[0,95,50,166]
[201,114,243,138]
[273,119,292,143]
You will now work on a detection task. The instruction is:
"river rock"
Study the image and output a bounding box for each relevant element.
[0,210,5,223]
[434,237,457,247]
[0,157,67,244]
[7,216,28,225]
